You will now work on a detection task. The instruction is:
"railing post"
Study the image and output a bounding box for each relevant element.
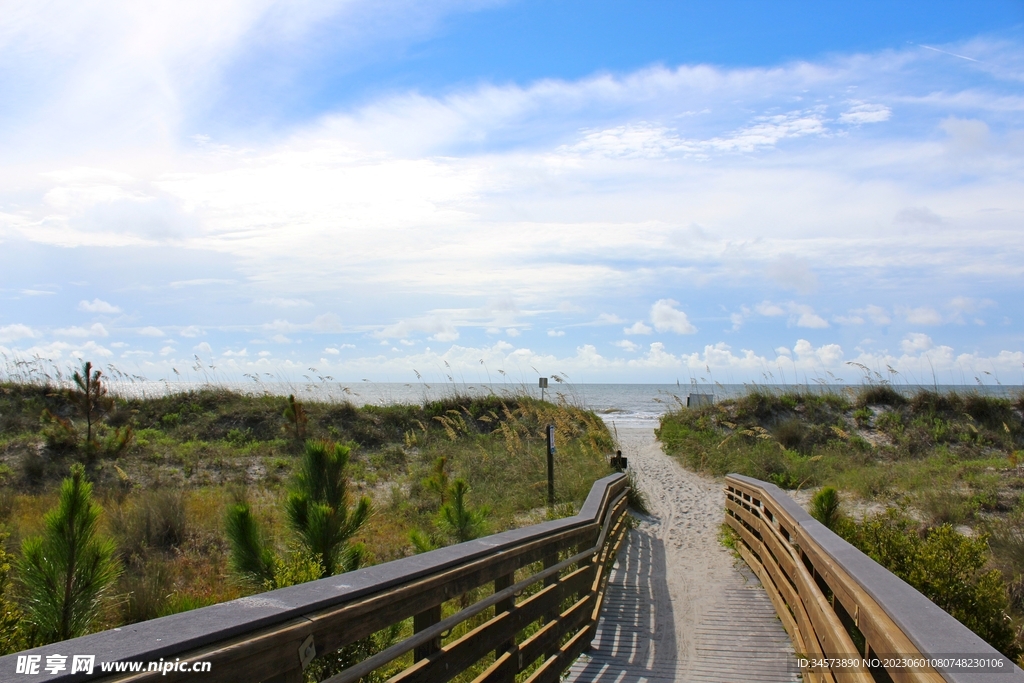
[543,552,560,659]
[413,605,442,662]
[493,572,517,683]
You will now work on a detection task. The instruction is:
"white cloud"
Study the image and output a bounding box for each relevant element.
[623,321,653,335]
[612,339,639,352]
[756,302,786,317]
[259,297,313,308]
[895,207,943,225]
[940,117,991,154]
[193,342,213,354]
[901,333,934,353]
[506,328,520,337]
[547,330,565,337]
[377,315,459,342]
[159,346,175,356]
[324,347,341,354]
[900,306,943,325]
[862,305,891,326]
[0,324,37,342]
[55,323,109,338]
[222,348,248,357]
[179,325,203,337]
[838,102,891,125]
[77,298,120,313]
[757,301,828,328]
[311,314,344,332]
[835,305,892,326]
[139,326,164,337]
[766,257,818,294]
[791,339,843,365]
[627,342,682,368]
[791,305,829,329]
[650,299,697,334]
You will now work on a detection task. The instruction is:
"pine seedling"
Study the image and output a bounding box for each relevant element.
[285,440,371,577]
[282,394,308,445]
[17,464,120,644]
[436,479,488,544]
[71,361,112,459]
[225,502,277,586]
[422,456,450,508]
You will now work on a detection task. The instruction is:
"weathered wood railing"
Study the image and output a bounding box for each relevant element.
[1,473,629,683]
[725,474,1023,683]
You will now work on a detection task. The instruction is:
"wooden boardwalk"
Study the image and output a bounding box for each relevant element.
[567,527,801,683]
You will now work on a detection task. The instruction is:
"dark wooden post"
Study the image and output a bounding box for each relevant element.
[413,605,442,662]
[546,424,556,508]
[493,572,517,682]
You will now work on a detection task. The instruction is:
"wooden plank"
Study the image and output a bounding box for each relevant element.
[735,539,798,642]
[516,594,592,673]
[109,617,313,683]
[522,625,592,683]
[306,524,595,655]
[98,475,630,683]
[731,478,944,683]
[796,545,947,683]
[389,567,594,683]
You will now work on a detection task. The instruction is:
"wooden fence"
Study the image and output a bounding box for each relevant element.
[1,473,629,683]
[725,474,1023,683]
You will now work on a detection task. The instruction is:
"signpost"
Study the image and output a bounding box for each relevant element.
[546,423,556,508]
[539,377,548,401]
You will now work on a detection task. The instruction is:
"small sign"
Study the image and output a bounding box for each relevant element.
[547,424,556,455]
[539,377,548,388]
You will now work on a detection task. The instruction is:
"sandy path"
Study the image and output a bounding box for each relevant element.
[567,426,799,682]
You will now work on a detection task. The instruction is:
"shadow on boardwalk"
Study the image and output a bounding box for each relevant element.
[568,529,679,682]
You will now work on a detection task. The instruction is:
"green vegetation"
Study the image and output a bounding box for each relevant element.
[227,439,371,585]
[659,385,1024,658]
[16,465,121,644]
[0,374,613,656]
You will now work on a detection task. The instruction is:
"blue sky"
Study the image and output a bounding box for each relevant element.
[2,0,1024,385]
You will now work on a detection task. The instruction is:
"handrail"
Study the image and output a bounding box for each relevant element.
[1,473,629,683]
[725,474,1023,683]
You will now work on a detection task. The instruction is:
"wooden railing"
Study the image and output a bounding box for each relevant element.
[725,474,1023,683]
[1,473,628,683]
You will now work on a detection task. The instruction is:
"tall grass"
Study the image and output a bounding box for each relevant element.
[0,374,614,656]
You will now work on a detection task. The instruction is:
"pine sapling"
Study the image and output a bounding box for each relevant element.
[17,464,120,644]
[286,440,371,576]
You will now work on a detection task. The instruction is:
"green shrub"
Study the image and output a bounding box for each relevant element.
[849,509,1017,657]
[857,385,907,408]
[110,490,189,558]
[0,532,25,655]
[810,487,841,529]
[227,439,371,587]
[852,407,872,427]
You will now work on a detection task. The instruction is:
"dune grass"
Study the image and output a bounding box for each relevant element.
[0,377,613,657]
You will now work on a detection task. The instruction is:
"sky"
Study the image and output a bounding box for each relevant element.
[2,0,1024,386]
